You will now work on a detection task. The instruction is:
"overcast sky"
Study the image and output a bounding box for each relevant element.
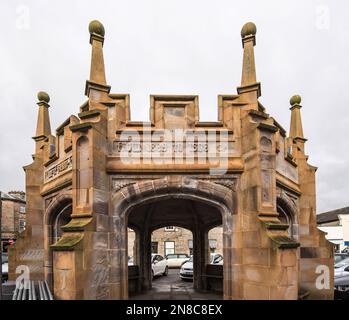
[1,0,348,213]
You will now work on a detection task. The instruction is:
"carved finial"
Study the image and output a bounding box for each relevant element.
[34,91,51,142]
[37,91,50,104]
[237,22,261,105]
[85,20,111,98]
[290,95,301,107]
[289,94,305,141]
[88,20,105,38]
[241,22,257,38]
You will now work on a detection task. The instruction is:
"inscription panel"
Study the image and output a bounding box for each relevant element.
[44,156,73,183]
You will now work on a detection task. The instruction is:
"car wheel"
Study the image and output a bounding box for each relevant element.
[163,266,168,276]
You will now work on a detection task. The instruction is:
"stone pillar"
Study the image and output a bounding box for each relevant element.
[109,214,128,299]
[237,108,300,300]
[132,229,142,293]
[53,248,83,299]
[288,95,334,299]
[193,227,208,291]
[141,228,152,291]
[8,92,52,282]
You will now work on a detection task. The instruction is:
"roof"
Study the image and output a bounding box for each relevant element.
[317,207,349,224]
[0,191,26,203]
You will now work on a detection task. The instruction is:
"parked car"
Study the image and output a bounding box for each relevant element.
[180,256,193,280]
[1,253,8,282]
[165,253,190,268]
[335,253,349,264]
[128,256,134,266]
[180,253,224,281]
[334,257,349,299]
[210,253,223,265]
[152,254,168,278]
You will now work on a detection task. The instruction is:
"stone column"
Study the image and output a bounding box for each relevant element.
[193,227,208,291]
[109,214,128,299]
[140,228,152,291]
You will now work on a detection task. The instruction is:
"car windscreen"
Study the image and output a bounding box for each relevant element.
[335,256,349,268]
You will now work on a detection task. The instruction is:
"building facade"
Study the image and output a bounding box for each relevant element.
[8,20,333,300]
[1,191,26,252]
[128,226,223,258]
[317,207,349,252]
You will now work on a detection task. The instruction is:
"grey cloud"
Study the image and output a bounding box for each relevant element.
[0,0,348,213]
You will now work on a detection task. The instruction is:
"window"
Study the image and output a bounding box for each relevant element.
[188,239,193,255]
[19,206,26,213]
[165,226,175,231]
[151,242,158,254]
[209,239,217,253]
[165,241,175,256]
[19,219,26,232]
[50,143,56,157]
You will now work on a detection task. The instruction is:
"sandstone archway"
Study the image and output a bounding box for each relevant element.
[110,176,236,299]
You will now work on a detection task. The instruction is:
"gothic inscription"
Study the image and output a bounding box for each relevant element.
[44,156,73,182]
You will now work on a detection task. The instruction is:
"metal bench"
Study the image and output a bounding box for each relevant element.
[12,280,53,300]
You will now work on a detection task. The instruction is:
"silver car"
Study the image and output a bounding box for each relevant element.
[334,256,349,299]
[179,253,223,281]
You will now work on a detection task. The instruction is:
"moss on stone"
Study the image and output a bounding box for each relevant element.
[262,220,290,230]
[270,235,300,249]
[37,91,50,103]
[89,20,105,37]
[61,218,93,232]
[51,233,84,251]
[241,22,257,38]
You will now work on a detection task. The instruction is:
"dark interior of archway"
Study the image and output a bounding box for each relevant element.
[128,198,222,231]
[127,198,223,299]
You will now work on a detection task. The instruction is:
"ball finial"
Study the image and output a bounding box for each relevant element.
[290,95,301,106]
[241,22,257,38]
[37,91,50,103]
[89,20,105,37]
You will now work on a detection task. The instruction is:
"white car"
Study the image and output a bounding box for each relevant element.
[165,253,190,268]
[152,254,168,278]
[210,253,223,265]
[180,253,223,281]
[2,253,8,282]
[180,256,194,280]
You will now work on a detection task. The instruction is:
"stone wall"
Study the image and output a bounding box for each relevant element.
[128,227,223,258]
[1,195,26,250]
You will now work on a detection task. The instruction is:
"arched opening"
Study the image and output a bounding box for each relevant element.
[277,197,298,239]
[126,197,224,300]
[52,203,72,242]
[77,136,90,206]
[44,198,72,288]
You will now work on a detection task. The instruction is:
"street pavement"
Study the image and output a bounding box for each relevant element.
[130,269,222,300]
